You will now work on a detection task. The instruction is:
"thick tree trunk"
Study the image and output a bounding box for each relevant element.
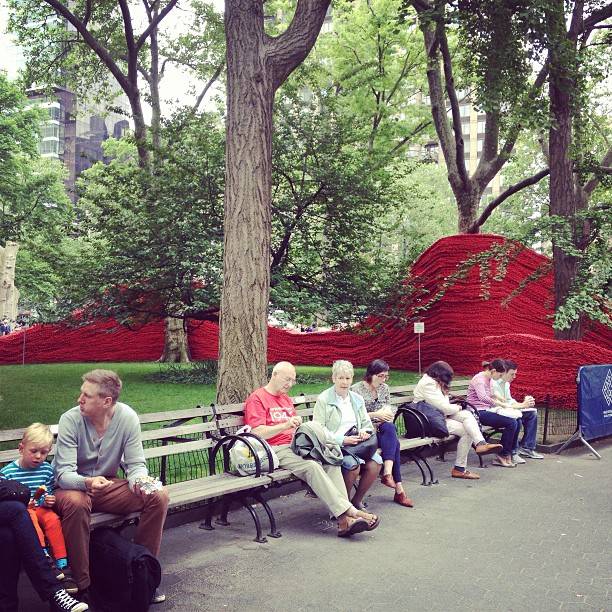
[217,1,274,403]
[547,1,584,340]
[217,0,330,403]
[158,317,191,363]
[456,186,483,234]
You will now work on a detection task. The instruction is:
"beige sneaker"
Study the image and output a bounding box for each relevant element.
[492,454,516,468]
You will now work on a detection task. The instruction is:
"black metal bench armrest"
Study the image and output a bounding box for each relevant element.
[395,404,428,438]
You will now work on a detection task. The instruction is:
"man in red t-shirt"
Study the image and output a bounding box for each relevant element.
[244,362,379,537]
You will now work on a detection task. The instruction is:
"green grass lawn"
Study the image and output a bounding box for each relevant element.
[0,362,420,429]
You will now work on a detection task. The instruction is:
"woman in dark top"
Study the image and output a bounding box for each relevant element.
[352,359,413,507]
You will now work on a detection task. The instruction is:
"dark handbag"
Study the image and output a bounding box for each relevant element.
[341,426,379,461]
[401,401,449,438]
[0,478,31,506]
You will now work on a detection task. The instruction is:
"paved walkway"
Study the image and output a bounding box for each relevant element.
[19,439,611,611]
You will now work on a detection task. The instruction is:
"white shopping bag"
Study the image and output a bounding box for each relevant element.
[229,426,279,476]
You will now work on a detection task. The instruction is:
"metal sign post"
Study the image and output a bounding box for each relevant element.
[414,321,425,375]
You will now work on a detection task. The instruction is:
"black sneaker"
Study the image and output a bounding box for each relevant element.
[50,589,89,611]
[61,566,78,594]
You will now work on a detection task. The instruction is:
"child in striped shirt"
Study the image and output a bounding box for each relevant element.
[0,422,77,593]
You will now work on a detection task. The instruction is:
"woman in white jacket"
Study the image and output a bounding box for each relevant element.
[413,361,502,480]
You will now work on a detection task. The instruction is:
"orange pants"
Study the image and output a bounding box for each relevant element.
[27,506,67,560]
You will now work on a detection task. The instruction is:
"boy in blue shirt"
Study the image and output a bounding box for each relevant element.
[0,423,77,593]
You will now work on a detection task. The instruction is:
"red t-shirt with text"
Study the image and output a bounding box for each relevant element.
[244,387,296,446]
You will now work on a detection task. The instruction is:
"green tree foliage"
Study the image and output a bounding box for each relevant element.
[70,94,410,329]
[71,111,225,325]
[383,161,457,264]
[0,74,72,318]
[270,90,405,325]
[315,0,431,159]
[0,74,70,246]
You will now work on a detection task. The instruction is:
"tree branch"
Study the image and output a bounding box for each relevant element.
[41,0,130,93]
[136,0,181,50]
[468,168,550,233]
[584,147,612,195]
[437,15,469,187]
[570,2,612,41]
[192,60,225,112]
[387,119,432,157]
[267,0,332,91]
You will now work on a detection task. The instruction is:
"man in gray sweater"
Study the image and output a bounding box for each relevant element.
[53,369,169,603]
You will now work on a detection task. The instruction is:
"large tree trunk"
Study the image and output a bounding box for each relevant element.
[456,186,483,233]
[217,1,274,403]
[217,0,331,403]
[546,1,583,340]
[158,317,191,363]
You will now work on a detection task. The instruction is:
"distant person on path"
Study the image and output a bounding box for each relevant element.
[0,498,89,612]
[467,359,520,468]
[53,369,169,604]
[244,361,379,537]
[413,361,502,480]
[0,423,76,592]
[351,359,413,507]
[493,359,543,461]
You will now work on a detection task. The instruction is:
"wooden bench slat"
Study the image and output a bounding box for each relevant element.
[143,438,215,460]
[211,403,245,415]
[217,415,244,429]
[0,445,56,464]
[140,422,218,441]
[138,406,214,424]
[293,394,319,405]
[165,473,272,500]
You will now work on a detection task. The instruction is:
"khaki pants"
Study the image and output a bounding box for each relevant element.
[446,411,484,468]
[55,479,169,590]
[275,446,352,518]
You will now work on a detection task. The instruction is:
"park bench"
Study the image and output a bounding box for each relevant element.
[0,377,502,544]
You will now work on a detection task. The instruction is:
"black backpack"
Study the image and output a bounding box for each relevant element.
[89,527,161,612]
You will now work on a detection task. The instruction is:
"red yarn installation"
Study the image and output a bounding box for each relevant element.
[0,319,165,364]
[2,235,610,406]
[482,334,612,409]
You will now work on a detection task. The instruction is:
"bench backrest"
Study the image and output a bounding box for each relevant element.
[0,379,470,480]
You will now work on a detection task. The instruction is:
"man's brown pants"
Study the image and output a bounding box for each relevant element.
[55,479,169,590]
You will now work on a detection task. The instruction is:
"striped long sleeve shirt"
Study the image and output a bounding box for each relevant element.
[0,460,55,499]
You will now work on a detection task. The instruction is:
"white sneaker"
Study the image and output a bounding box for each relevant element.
[518,447,544,459]
[512,453,526,464]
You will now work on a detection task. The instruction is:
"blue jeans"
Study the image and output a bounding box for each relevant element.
[0,501,61,610]
[477,411,520,457]
[377,422,402,483]
[516,411,538,451]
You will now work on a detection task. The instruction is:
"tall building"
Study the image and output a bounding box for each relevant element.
[27,86,130,202]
